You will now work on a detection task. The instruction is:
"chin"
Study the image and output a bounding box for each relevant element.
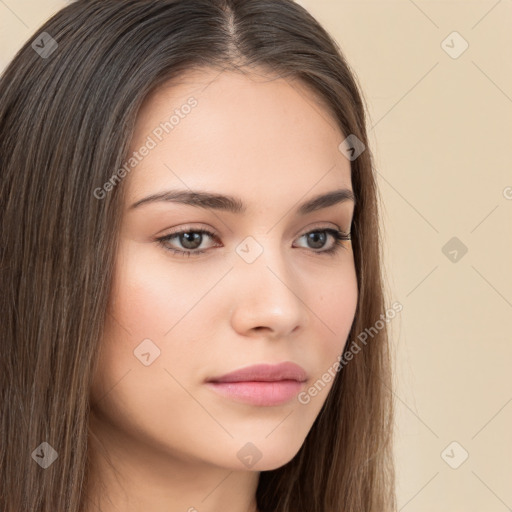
[223,437,306,472]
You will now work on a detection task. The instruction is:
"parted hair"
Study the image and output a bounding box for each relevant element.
[0,1,395,510]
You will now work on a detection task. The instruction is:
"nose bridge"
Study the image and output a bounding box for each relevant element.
[230,235,306,335]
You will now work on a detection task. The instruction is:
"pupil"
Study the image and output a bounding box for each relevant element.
[308,232,326,249]
[181,232,201,249]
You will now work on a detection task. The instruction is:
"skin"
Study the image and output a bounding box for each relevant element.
[87,67,358,512]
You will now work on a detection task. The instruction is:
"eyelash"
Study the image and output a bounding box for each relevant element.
[156,226,351,258]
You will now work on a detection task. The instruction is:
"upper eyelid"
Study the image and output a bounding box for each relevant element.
[161,220,350,237]
[159,224,351,245]
[162,219,352,235]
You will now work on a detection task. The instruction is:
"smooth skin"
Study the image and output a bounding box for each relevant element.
[87,67,358,512]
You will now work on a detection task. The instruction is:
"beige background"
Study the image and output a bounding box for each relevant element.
[1,1,511,510]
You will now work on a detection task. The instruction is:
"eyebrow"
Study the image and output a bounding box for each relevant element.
[129,187,355,214]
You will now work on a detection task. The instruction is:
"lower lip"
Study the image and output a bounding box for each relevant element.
[206,380,304,406]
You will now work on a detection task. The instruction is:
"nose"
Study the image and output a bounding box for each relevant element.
[229,243,308,339]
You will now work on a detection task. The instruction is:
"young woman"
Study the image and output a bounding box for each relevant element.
[0,1,396,511]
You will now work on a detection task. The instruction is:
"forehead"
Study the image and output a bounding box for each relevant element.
[126,67,352,204]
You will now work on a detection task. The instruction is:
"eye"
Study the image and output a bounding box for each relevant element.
[156,228,220,258]
[156,226,351,258]
[293,228,351,255]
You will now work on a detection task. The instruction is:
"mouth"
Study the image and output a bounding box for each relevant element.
[205,362,308,406]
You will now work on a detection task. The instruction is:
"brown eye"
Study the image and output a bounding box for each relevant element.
[156,228,219,257]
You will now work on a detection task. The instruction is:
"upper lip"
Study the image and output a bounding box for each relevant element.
[206,362,308,383]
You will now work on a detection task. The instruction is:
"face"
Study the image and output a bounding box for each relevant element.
[90,67,358,473]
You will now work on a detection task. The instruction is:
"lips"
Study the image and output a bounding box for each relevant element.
[206,362,308,384]
[205,362,308,406]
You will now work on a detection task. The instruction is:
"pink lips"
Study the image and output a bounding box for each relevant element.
[205,362,308,406]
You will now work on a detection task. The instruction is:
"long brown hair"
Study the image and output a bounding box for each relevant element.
[0,1,395,510]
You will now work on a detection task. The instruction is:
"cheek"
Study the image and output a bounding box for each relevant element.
[110,241,226,339]
[307,259,358,390]
[314,255,358,337]
[93,241,228,394]
[88,242,220,446]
